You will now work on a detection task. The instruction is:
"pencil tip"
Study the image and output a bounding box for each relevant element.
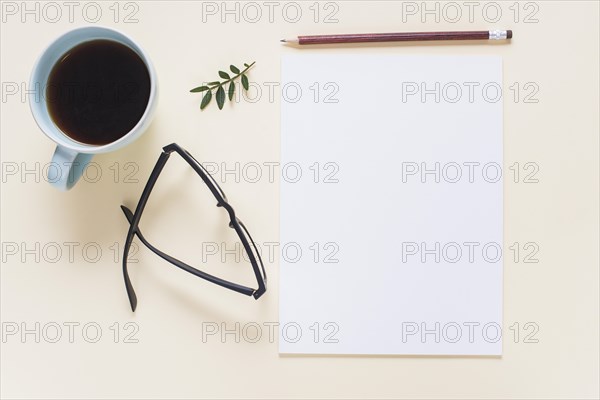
[280,39,286,42]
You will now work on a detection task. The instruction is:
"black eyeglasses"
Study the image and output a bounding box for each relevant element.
[120,143,267,311]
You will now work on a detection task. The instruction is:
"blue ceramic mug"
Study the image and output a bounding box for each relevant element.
[29,26,158,190]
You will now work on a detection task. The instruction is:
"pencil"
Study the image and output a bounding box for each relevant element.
[281,30,513,45]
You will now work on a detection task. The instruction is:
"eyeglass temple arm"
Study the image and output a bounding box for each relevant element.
[123,151,171,311]
[121,206,257,298]
[236,221,267,298]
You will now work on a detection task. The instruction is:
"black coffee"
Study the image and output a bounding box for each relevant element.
[46,39,151,145]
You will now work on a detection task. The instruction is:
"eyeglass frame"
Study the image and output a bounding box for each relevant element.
[121,143,267,311]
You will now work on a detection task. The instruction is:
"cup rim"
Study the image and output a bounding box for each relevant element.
[29,25,157,154]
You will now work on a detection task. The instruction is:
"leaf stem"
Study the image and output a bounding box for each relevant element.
[210,61,255,89]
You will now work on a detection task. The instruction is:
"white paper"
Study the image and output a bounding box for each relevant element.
[280,55,503,355]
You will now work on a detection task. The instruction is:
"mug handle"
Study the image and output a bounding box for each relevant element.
[49,145,93,191]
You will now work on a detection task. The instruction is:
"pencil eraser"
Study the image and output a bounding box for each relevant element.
[507,30,513,39]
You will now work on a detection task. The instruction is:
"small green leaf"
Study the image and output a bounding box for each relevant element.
[200,90,212,110]
[191,62,256,110]
[228,82,235,101]
[216,85,225,110]
[190,86,209,93]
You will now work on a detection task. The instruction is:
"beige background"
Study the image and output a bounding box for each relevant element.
[1,1,598,399]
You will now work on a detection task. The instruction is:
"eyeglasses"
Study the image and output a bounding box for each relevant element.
[120,143,267,311]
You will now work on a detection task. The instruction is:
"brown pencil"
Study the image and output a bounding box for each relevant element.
[281,30,512,45]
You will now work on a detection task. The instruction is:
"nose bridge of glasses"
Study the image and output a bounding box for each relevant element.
[218,202,237,227]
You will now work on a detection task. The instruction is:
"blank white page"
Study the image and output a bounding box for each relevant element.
[280,55,503,355]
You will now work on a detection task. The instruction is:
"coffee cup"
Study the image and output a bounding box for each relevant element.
[29,26,158,190]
